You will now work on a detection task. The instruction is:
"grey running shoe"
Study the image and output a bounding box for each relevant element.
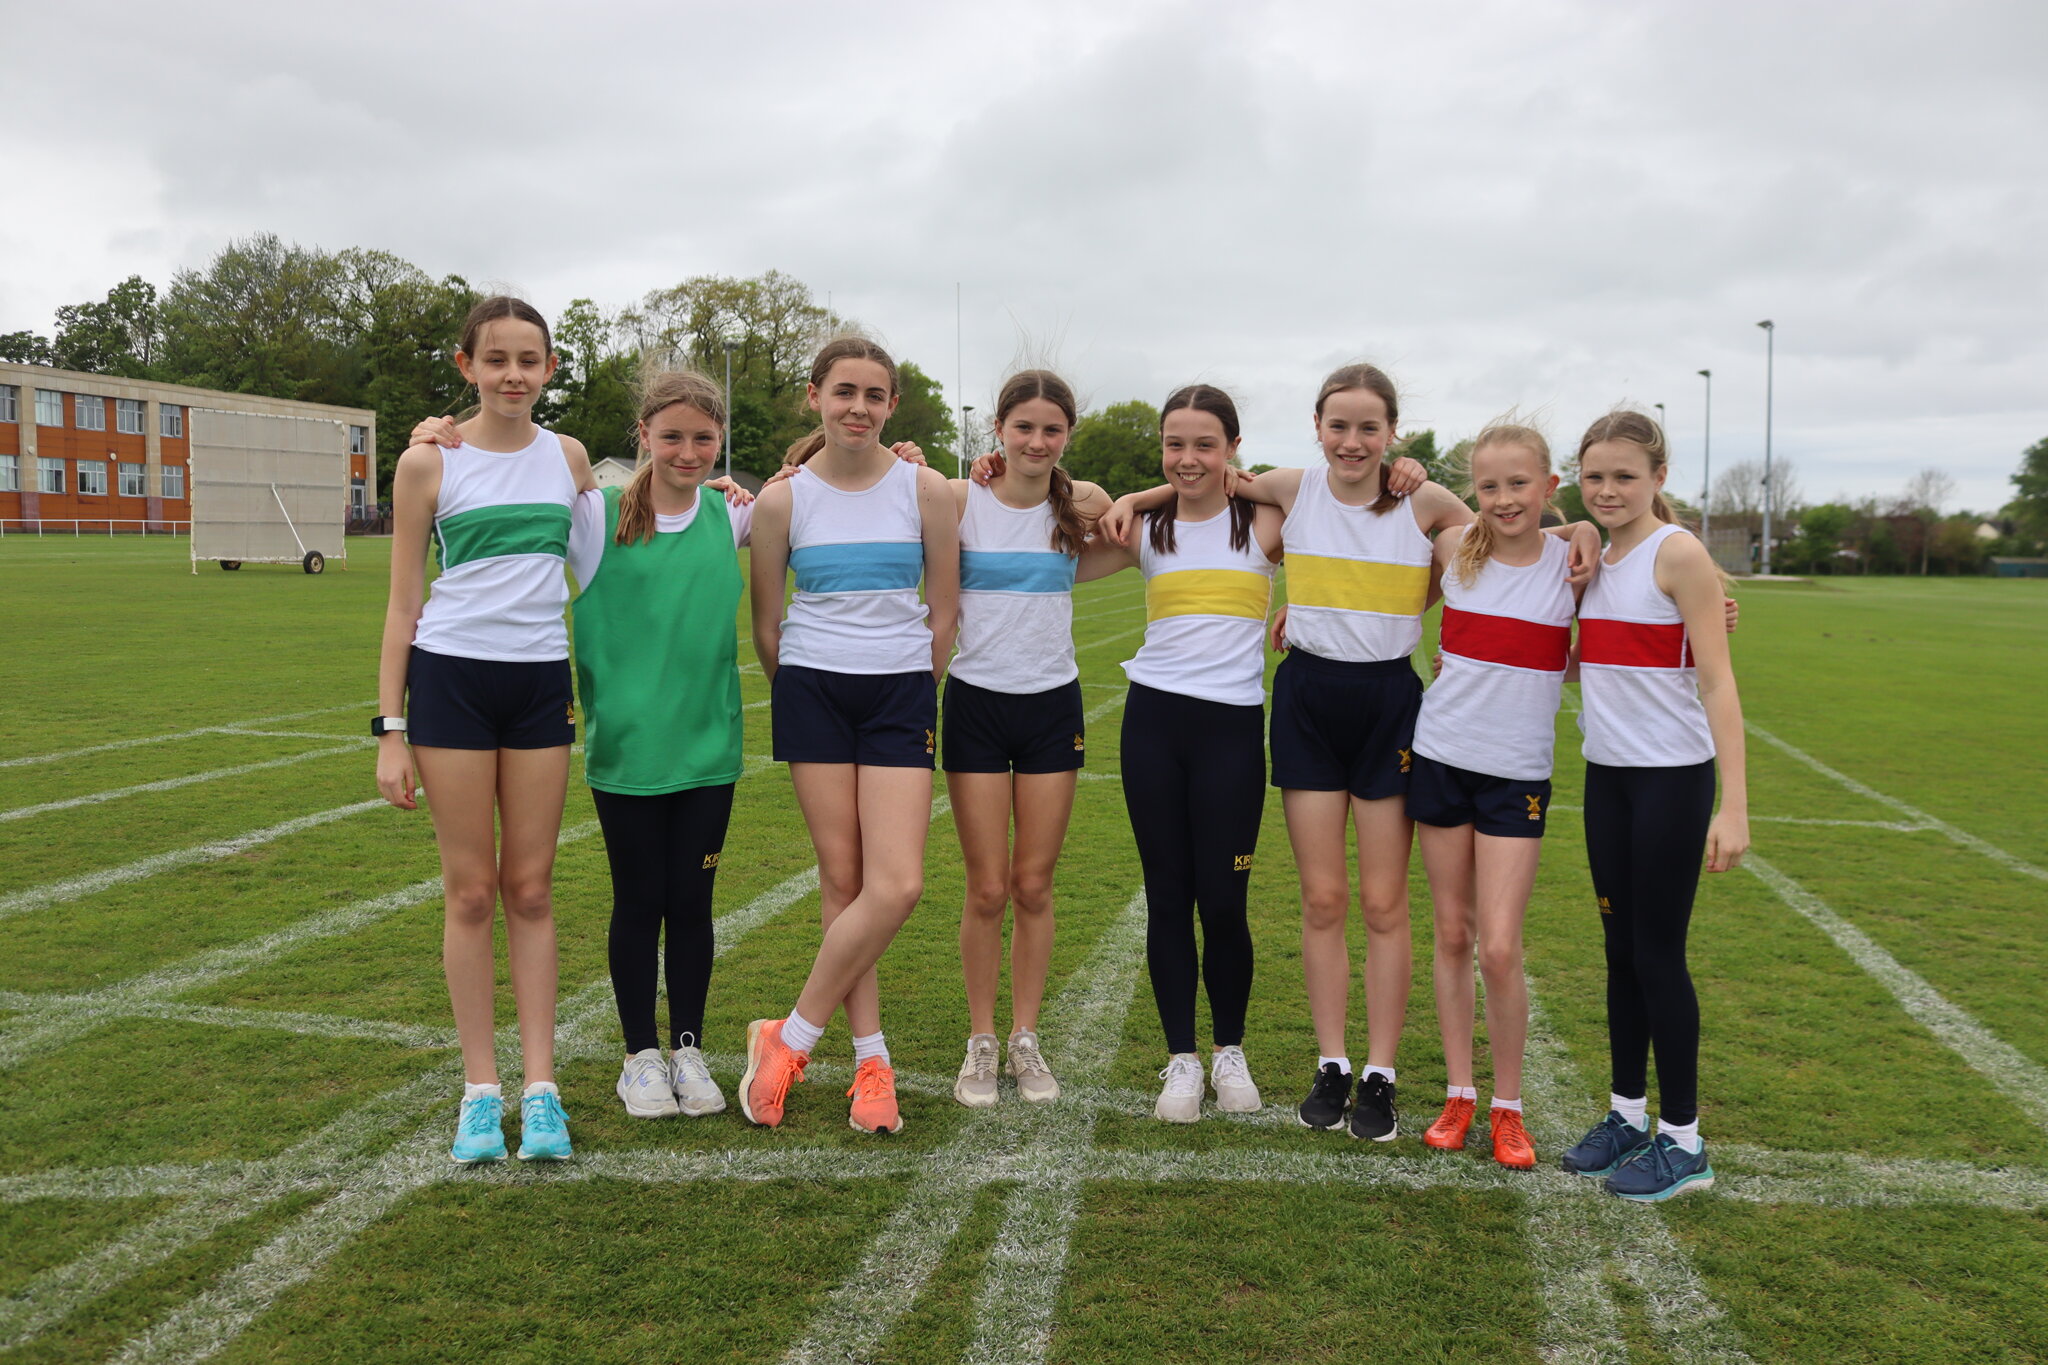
[1007,1029,1061,1103]
[954,1033,1000,1109]
[617,1048,680,1118]
[669,1039,726,1116]
[1209,1045,1262,1112]
[1155,1053,1204,1123]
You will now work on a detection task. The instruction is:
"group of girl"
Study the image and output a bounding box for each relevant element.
[375,295,1748,1203]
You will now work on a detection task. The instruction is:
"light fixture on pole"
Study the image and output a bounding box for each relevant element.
[1757,319,1775,575]
[722,339,738,483]
[961,405,975,472]
[1654,401,1666,434]
[1697,369,1712,538]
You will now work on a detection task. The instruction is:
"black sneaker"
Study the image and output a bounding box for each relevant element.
[1297,1063,1351,1129]
[1348,1072,1398,1142]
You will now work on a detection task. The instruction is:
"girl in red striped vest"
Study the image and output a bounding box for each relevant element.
[1408,421,1579,1170]
[1561,409,1749,1202]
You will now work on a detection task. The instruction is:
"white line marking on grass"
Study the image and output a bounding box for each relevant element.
[0,799,386,921]
[0,992,459,1051]
[1748,722,2047,882]
[1745,851,2048,1136]
[0,703,376,770]
[0,744,364,825]
[1548,804,1934,834]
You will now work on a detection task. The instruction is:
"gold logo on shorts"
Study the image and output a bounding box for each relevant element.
[1233,853,1255,871]
[1073,733,1085,752]
[702,853,720,870]
[1397,747,1412,773]
[565,703,576,722]
[925,728,936,754]
[1597,896,1612,915]
[1526,795,1544,820]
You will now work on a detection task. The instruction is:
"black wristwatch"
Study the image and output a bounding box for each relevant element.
[371,716,408,737]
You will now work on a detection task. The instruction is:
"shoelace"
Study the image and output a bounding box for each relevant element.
[761,1046,809,1108]
[1211,1046,1252,1088]
[625,1055,667,1091]
[1009,1035,1050,1077]
[966,1039,998,1081]
[1621,1136,1678,1182]
[1158,1058,1202,1095]
[1493,1109,1530,1146]
[672,1048,713,1085]
[523,1092,567,1134]
[848,1059,895,1102]
[459,1096,502,1134]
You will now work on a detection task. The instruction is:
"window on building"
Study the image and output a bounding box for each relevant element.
[162,464,185,499]
[74,395,106,431]
[161,404,183,438]
[35,390,63,426]
[0,455,17,491]
[120,462,146,496]
[349,425,369,455]
[77,460,108,496]
[0,386,17,422]
[38,457,65,494]
[116,398,145,434]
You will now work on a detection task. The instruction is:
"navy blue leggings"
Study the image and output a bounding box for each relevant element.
[592,784,735,1053]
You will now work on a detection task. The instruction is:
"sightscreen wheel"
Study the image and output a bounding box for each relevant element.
[219,560,242,571]
[303,551,325,575]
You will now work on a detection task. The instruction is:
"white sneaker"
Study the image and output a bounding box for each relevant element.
[1155,1053,1204,1123]
[1007,1029,1061,1103]
[617,1048,679,1118]
[954,1034,1000,1109]
[1209,1045,1261,1113]
[669,1039,726,1116]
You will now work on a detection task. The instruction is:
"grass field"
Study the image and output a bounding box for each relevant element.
[2,535,2045,1365]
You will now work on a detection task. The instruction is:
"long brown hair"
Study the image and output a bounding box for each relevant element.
[615,369,729,547]
[1450,419,1555,586]
[458,296,552,357]
[994,369,1087,557]
[1148,384,1254,556]
[1314,363,1404,514]
[1575,408,1676,525]
[783,336,900,468]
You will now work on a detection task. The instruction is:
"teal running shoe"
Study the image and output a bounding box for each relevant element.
[1605,1133,1714,1202]
[517,1089,573,1162]
[450,1093,506,1164]
[1560,1110,1653,1177]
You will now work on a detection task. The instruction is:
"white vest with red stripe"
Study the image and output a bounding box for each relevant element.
[1576,522,1715,767]
[1413,529,1575,781]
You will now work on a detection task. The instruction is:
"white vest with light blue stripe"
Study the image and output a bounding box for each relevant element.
[949,480,1079,693]
[778,457,933,676]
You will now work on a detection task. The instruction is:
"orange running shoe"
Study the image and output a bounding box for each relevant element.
[847,1057,902,1134]
[1491,1106,1536,1170]
[1423,1096,1476,1150]
[739,1018,809,1127]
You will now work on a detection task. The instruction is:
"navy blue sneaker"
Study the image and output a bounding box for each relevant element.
[1605,1133,1714,1202]
[1559,1110,1652,1177]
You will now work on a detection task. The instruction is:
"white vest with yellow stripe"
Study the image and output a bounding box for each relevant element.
[1123,505,1275,707]
[1278,466,1433,662]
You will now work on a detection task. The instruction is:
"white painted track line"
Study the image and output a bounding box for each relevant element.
[0,743,363,824]
[0,703,375,770]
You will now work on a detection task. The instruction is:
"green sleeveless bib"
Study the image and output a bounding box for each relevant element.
[573,486,744,794]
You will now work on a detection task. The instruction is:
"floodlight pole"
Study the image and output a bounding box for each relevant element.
[1757,319,1775,574]
[962,405,976,472]
[1697,369,1713,538]
[722,340,738,483]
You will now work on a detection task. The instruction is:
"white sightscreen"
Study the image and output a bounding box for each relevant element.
[189,410,349,564]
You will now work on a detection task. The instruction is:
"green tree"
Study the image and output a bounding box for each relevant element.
[359,269,480,493]
[2009,436,2048,544]
[1783,502,1852,574]
[1066,400,1162,497]
[158,234,355,403]
[52,276,161,377]
[886,361,960,477]
[541,298,639,468]
[1390,429,1452,484]
[0,331,55,365]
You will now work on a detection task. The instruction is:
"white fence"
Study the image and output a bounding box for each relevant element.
[0,520,191,537]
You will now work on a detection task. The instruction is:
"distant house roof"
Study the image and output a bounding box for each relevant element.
[591,457,638,488]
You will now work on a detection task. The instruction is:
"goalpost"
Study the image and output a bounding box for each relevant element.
[188,409,350,574]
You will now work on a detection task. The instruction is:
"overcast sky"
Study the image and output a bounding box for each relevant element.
[7,0,2044,512]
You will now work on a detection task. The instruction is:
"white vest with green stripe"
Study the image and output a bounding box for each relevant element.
[413,427,576,662]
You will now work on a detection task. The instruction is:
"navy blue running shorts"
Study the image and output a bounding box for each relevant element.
[1406,752,1552,839]
[406,646,576,750]
[772,664,937,768]
[942,676,1085,774]
[1268,649,1422,800]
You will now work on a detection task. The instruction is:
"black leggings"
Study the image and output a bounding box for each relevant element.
[1583,760,1716,1126]
[591,784,736,1054]
[1120,682,1266,1054]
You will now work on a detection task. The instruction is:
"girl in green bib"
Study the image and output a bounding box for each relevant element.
[566,370,755,1120]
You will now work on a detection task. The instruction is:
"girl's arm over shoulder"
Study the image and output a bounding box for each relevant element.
[558,434,598,494]
[1232,464,1304,512]
[1071,480,1114,528]
[747,481,794,680]
[1657,532,1749,873]
[1075,525,1140,583]
[567,487,606,590]
[1253,500,1285,563]
[1410,480,1475,536]
[916,466,962,678]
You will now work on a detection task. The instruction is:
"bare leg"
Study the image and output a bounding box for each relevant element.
[1006,770,1077,1032]
[496,745,570,1084]
[1473,833,1542,1101]
[793,765,933,1029]
[416,746,504,1086]
[1418,821,1478,1090]
[1284,788,1355,1057]
[949,770,1014,1037]
[791,763,863,1031]
[1353,794,1416,1071]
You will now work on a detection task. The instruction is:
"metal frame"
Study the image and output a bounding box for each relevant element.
[187,408,349,573]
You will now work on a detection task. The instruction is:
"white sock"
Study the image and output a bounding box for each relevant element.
[1448,1085,1477,1101]
[522,1081,558,1099]
[1318,1055,1352,1075]
[1659,1117,1702,1154]
[462,1082,501,1101]
[852,1031,890,1066]
[1491,1096,1523,1113]
[1364,1065,1396,1085]
[1611,1093,1649,1128]
[781,1009,825,1054]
